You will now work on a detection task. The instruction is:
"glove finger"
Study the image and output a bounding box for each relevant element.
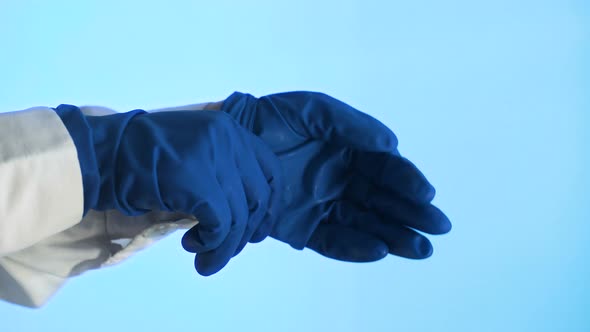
[194,152,251,274]
[231,200,263,257]
[182,159,247,253]
[345,175,452,234]
[307,223,389,262]
[257,92,399,152]
[330,201,434,259]
[193,161,250,275]
[233,206,263,257]
[231,133,278,249]
[351,151,436,205]
[195,218,247,276]
[181,176,232,253]
[246,133,284,243]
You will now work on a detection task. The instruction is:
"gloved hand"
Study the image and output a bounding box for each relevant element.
[54,106,282,275]
[183,92,451,263]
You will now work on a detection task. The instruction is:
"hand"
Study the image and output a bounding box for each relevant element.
[54,106,282,275]
[184,92,451,262]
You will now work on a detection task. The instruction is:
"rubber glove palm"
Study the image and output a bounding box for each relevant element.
[54,106,282,275]
[185,92,451,262]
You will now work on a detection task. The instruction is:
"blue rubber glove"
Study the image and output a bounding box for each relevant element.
[185,91,451,262]
[54,105,282,275]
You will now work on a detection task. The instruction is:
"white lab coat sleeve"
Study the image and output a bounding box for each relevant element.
[0,107,84,256]
[0,210,197,308]
[0,102,222,308]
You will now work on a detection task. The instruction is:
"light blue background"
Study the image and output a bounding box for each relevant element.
[0,1,588,331]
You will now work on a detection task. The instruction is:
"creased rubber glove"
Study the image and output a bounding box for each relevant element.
[189,91,451,263]
[54,105,282,276]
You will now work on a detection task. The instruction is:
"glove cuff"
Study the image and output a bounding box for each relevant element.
[54,105,146,215]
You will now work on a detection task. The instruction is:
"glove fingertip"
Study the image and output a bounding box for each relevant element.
[371,128,398,152]
[422,185,436,203]
[182,231,199,253]
[427,205,452,234]
[418,237,434,258]
[194,254,225,277]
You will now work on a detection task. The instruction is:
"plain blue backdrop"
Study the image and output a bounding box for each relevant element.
[0,1,588,331]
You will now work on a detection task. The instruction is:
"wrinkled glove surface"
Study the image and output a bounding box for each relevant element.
[54,106,282,276]
[185,92,451,263]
